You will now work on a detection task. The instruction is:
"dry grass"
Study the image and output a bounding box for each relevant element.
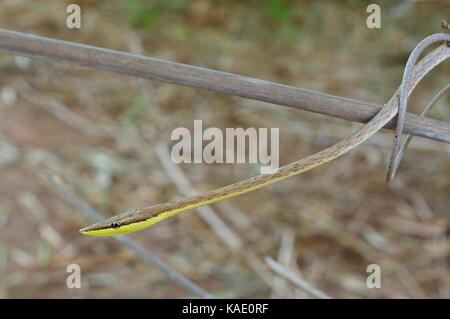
[0,0,449,298]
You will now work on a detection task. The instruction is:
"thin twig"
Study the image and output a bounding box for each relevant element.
[387,33,450,181]
[18,81,114,138]
[0,28,449,143]
[265,256,332,299]
[390,83,449,175]
[270,231,296,298]
[46,175,214,299]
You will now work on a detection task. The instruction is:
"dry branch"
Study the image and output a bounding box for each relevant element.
[265,257,332,299]
[0,29,449,144]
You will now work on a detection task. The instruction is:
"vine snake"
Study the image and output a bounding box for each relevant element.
[80,41,450,236]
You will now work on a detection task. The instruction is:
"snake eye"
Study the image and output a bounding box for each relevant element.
[111,222,121,229]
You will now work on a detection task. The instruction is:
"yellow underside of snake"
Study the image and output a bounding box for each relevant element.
[80,43,449,237]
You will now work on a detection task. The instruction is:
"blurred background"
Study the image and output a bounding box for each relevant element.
[0,0,449,298]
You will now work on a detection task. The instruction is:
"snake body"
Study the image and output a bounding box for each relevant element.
[80,42,450,236]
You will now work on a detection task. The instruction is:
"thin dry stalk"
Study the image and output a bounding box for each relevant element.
[387,33,450,180]
[265,256,332,299]
[391,83,449,175]
[0,29,449,144]
[270,231,296,298]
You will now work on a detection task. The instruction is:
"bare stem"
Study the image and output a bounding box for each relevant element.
[389,84,449,176]
[387,33,450,181]
[265,257,332,299]
[0,29,449,144]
